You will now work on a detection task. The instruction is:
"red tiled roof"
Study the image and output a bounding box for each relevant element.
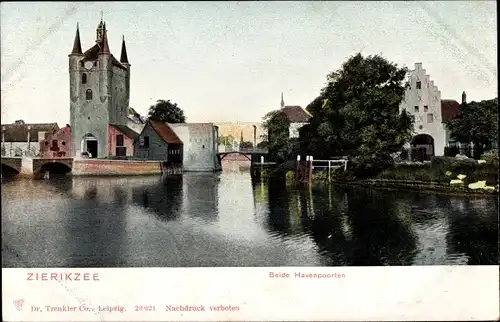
[1,123,59,142]
[441,99,460,122]
[149,120,183,144]
[282,106,311,123]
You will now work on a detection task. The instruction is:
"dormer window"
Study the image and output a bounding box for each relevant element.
[82,73,87,84]
[86,89,93,100]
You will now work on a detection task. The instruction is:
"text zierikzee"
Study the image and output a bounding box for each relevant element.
[27,272,100,281]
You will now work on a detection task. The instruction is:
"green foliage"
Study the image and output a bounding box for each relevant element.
[299,53,413,177]
[218,135,234,146]
[285,171,295,185]
[445,98,498,155]
[256,141,268,149]
[480,149,499,167]
[148,99,186,123]
[239,141,253,149]
[374,158,499,186]
[262,109,296,162]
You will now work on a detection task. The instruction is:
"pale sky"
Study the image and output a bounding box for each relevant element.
[1,1,497,127]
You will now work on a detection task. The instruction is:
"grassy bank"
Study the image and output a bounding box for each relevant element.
[315,156,499,196]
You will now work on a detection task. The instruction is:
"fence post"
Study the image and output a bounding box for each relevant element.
[296,155,301,181]
[260,156,264,165]
[328,160,331,183]
[344,160,348,171]
[309,156,314,184]
[305,156,310,183]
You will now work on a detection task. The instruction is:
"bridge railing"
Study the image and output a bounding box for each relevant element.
[311,158,348,173]
[234,148,268,154]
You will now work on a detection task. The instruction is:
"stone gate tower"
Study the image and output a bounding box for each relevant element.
[68,19,130,158]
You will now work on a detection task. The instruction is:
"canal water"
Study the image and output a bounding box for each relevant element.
[1,169,498,267]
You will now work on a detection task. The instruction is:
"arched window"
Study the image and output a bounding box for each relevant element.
[86,89,93,100]
[82,73,87,84]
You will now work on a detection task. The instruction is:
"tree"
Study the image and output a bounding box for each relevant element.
[218,135,235,146]
[262,109,296,162]
[148,99,186,123]
[239,141,253,149]
[299,53,413,176]
[445,98,498,158]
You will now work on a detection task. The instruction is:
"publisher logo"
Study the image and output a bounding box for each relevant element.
[13,299,25,311]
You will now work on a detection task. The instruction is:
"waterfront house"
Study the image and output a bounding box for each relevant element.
[1,120,59,157]
[39,124,72,158]
[399,62,463,160]
[168,123,221,172]
[108,124,139,158]
[134,120,183,163]
[280,93,311,138]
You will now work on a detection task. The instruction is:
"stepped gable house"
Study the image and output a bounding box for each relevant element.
[69,19,138,158]
[399,62,463,160]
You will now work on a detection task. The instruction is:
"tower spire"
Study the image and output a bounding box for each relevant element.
[120,35,129,64]
[99,22,110,54]
[70,23,83,55]
[280,92,285,108]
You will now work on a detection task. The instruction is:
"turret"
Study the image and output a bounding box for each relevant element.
[98,23,111,103]
[120,36,130,66]
[69,23,83,103]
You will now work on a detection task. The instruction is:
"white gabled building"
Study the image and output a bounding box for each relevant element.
[399,62,461,160]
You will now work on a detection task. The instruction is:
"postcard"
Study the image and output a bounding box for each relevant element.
[1,1,498,321]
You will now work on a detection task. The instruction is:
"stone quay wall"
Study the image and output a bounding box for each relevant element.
[72,159,163,176]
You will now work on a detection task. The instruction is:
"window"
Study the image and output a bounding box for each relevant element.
[62,141,66,146]
[86,89,93,100]
[427,113,434,123]
[424,105,428,112]
[116,134,124,147]
[82,73,87,84]
[414,106,419,112]
[144,136,150,148]
[416,81,421,89]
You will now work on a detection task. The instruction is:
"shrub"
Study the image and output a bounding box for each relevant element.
[480,150,499,166]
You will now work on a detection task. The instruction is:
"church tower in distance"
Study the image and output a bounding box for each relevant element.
[69,19,131,158]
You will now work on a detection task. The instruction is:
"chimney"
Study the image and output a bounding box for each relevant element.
[415,62,422,71]
[462,91,467,104]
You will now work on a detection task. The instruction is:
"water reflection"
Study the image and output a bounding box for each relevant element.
[132,176,183,222]
[1,172,498,267]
